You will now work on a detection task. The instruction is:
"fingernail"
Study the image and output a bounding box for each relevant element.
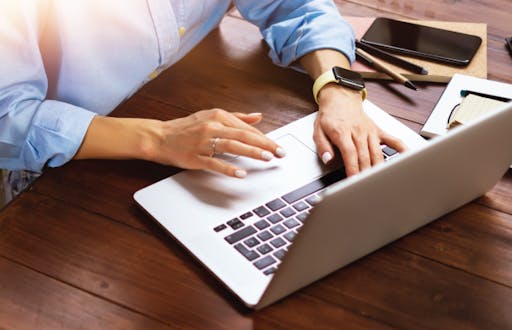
[321,152,332,164]
[248,112,262,116]
[275,147,286,158]
[235,169,247,178]
[261,150,273,161]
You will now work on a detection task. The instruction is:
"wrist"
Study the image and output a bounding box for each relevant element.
[133,118,165,162]
[75,116,164,161]
[317,84,364,105]
[312,67,367,104]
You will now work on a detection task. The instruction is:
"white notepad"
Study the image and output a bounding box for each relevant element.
[421,74,512,138]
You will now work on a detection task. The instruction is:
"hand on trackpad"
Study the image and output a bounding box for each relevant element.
[173,134,326,207]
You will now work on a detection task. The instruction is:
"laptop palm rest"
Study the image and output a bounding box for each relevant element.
[166,133,330,215]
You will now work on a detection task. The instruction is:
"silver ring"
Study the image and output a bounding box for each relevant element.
[210,137,220,157]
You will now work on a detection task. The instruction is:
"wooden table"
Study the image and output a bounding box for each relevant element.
[2,1,512,328]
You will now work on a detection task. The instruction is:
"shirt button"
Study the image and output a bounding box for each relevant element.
[148,70,159,80]
[178,26,186,37]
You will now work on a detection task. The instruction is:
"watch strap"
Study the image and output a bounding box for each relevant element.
[312,68,367,104]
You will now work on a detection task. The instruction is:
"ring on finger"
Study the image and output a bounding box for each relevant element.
[209,137,220,157]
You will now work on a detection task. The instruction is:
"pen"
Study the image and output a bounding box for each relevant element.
[355,48,418,91]
[460,90,512,102]
[356,40,428,75]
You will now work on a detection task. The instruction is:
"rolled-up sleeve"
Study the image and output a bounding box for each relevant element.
[0,1,96,172]
[234,0,355,68]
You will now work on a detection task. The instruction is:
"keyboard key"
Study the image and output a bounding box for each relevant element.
[296,212,309,223]
[266,198,286,211]
[213,224,227,232]
[284,231,297,242]
[283,218,300,229]
[257,243,273,255]
[270,237,286,248]
[263,267,277,275]
[254,219,270,230]
[227,218,244,230]
[382,146,398,157]
[234,243,259,261]
[292,201,309,211]
[270,224,286,235]
[243,237,259,248]
[267,213,283,224]
[254,255,277,270]
[253,206,271,217]
[282,170,346,204]
[240,211,253,220]
[305,194,322,206]
[257,230,273,241]
[225,226,257,244]
[273,249,287,260]
[279,207,296,218]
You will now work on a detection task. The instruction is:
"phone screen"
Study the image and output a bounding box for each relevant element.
[360,17,482,66]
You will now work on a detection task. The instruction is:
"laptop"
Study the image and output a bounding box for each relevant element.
[134,100,512,309]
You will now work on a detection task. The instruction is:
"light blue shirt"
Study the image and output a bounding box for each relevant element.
[0,0,355,172]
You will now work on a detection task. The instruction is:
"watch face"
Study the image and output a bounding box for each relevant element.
[332,67,365,91]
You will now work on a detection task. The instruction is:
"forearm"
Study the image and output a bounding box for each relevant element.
[74,116,162,161]
[300,49,351,79]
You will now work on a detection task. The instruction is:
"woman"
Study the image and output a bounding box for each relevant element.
[0,1,404,201]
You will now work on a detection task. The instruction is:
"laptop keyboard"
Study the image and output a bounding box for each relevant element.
[214,146,399,276]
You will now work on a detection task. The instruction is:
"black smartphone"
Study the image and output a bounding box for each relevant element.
[360,17,482,66]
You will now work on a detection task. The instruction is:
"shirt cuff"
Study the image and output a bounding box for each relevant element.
[23,100,96,171]
[262,10,355,69]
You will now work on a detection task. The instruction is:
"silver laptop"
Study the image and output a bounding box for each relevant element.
[134,100,512,309]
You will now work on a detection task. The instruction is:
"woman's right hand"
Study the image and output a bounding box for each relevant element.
[75,108,286,178]
[148,109,286,178]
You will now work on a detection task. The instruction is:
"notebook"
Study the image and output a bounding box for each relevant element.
[421,74,512,138]
[447,93,508,128]
[134,100,512,309]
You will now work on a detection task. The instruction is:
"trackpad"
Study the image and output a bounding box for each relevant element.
[171,134,325,211]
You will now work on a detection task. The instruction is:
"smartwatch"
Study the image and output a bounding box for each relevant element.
[312,66,367,104]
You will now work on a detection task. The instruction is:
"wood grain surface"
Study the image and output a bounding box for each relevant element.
[1,1,511,328]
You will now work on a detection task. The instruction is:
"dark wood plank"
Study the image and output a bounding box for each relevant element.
[0,194,245,328]
[0,257,170,329]
[3,193,512,328]
[395,202,512,287]
[309,246,512,329]
[478,170,512,215]
[0,193,393,328]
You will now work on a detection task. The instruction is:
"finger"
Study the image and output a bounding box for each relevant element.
[380,131,408,153]
[352,132,371,171]
[211,109,265,136]
[368,134,385,165]
[199,156,247,179]
[214,138,276,161]
[336,134,359,177]
[312,122,335,164]
[214,126,286,158]
[233,112,263,125]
